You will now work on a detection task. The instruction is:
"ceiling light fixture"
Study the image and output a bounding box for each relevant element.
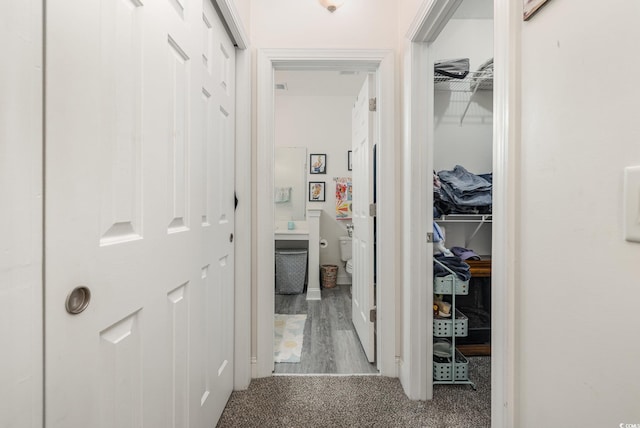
[318,0,346,13]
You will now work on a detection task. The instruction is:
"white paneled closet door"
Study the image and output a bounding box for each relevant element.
[45,0,235,426]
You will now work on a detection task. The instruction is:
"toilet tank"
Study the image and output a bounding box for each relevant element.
[338,236,352,261]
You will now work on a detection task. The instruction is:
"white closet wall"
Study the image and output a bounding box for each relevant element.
[432,19,494,175]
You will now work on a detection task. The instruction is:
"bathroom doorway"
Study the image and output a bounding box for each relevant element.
[272,69,376,374]
[255,49,397,378]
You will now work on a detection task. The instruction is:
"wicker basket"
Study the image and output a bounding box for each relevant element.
[320,264,338,288]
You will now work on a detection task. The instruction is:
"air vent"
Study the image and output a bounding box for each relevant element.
[274,83,288,90]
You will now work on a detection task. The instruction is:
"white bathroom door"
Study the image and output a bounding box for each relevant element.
[351,75,376,362]
[45,0,235,427]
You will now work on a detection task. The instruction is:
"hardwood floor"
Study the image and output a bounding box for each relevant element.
[274,285,378,374]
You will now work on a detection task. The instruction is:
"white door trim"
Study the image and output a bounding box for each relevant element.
[255,48,396,377]
[490,1,519,426]
[214,0,249,50]
[402,1,517,427]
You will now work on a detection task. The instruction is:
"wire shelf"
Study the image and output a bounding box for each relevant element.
[434,69,494,92]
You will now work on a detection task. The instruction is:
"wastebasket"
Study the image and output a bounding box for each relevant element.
[320,264,338,289]
[275,249,308,294]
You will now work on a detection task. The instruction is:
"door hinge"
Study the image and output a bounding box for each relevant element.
[369,306,377,323]
[369,97,377,112]
[369,203,376,217]
[427,232,434,243]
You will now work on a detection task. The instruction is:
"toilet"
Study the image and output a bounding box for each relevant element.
[339,236,353,278]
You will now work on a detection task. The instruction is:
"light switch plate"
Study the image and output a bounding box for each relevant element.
[624,166,640,243]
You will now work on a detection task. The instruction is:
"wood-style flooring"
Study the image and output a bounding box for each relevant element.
[274,285,378,375]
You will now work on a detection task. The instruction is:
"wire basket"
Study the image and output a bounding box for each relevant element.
[434,274,469,295]
[433,309,468,337]
[433,349,469,381]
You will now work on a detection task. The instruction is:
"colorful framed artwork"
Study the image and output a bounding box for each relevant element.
[347,150,352,171]
[335,177,352,220]
[310,154,327,174]
[523,0,550,20]
[309,181,326,202]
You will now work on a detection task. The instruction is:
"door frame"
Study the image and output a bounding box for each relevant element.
[217,0,254,391]
[254,48,396,377]
[402,0,518,426]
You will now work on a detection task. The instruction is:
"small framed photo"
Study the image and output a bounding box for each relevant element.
[347,150,352,171]
[310,154,327,174]
[523,0,550,20]
[309,181,326,202]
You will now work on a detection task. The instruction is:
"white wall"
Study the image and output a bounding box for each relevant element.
[0,2,43,427]
[432,19,493,174]
[251,0,398,50]
[518,0,640,426]
[275,94,356,283]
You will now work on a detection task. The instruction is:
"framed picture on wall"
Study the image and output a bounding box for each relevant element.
[310,154,327,174]
[347,150,352,171]
[309,181,326,202]
[523,0,550,20]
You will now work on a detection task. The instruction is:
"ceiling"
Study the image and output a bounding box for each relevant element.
[273,0,492,98]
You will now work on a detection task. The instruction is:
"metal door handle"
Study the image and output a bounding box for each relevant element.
[65,286,91,314]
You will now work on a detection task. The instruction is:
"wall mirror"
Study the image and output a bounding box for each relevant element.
[274,147,307,221]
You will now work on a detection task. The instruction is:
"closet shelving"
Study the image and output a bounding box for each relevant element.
[436,214,492,248]
[433,259,476,390]
[434,69,494,92]
[434,68,493,125]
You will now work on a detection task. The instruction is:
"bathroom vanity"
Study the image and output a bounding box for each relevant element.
[274,209,322,300]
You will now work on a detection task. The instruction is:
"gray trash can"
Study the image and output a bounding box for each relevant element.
[275,249,308,294]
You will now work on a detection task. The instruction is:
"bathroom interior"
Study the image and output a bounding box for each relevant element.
[272,69,377,374]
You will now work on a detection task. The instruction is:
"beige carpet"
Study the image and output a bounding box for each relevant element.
[216,357,490,428]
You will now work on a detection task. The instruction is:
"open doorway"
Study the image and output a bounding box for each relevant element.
[403,0,515,424]
[428,2,494,411]
[254,49,396,379]
[272,70,377,374]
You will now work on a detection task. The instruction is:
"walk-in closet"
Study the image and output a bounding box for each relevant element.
[429,0,493,398]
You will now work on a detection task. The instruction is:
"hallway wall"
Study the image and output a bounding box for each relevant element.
[517,0,640,426]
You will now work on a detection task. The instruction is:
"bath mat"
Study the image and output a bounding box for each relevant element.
[274,314,307,363]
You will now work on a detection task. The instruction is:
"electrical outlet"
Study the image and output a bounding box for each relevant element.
[624,166,640,243]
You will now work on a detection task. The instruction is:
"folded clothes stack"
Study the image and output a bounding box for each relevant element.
[433,253,470,281]
[450,246,481,261]
[434,165,492,215]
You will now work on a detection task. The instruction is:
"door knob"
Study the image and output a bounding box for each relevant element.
[229,233,234,243]
[65,286,91,314]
